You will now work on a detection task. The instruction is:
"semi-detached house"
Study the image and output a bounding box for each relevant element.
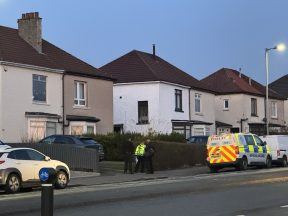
[101,48,216,138]
[0,12,114,142]
[201,68,286,135]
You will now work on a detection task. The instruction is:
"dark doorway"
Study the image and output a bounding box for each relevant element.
[230,127,240,133]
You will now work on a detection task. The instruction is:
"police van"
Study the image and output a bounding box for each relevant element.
[207,133,272,172]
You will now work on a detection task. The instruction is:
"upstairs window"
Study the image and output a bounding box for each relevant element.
[223,99,229,110]
[271,101,277,118]
[74,81,86,106]
[251,98,257,116]
[175,89,183,112]
[33,75,46,102]
[195,93,201,113]
[138,101,149,124]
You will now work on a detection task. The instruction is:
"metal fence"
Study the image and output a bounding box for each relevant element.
[8,143,99,172]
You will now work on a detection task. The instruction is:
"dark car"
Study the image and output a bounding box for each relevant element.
[38,135,105,161]
[186,136,209,145]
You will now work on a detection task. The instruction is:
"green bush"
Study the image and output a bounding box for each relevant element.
[84,132,186,161]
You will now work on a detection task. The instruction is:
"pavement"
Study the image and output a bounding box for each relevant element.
[3,165,288,215]
[69,163,209,186]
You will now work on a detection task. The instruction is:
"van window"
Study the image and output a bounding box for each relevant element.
[244,135,255,145]
[238,135,247,146]
[254,136,263,146]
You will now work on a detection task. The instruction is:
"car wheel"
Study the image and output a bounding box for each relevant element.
[5,173,21,194]
[55,171,68,189]
[266,156,272,169]
[282,156,287,167]
[239,157,248,171]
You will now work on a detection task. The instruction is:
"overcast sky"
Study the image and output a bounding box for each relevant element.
[0,0,288,84]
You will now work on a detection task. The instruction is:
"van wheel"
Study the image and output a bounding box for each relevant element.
[282,156,287,167]
[266,156,272,169]
[5,174,21,194]
[238,157,248,171]
[209,166,219,173]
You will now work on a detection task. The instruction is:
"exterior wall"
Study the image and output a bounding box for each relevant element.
[285,100,288,126]
[268,99,285,127]
[113,83,161,134]
[0,65,62,142]
[113,82,215,136]
[64,75,113,135]
[215,93,285,133]
[190,89,216,135]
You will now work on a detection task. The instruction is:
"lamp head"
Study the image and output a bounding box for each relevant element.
[276,43,286,52]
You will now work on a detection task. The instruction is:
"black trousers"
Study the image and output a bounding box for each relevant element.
[124,154,133,174]
[145,156,154,174]
[135,156,145,173]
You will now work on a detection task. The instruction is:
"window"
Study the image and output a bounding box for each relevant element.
[87,126,95,134]
[251,98,257,116]
[40,135,56,144]
[175,89,183,112]
[195,93,201,113]
[33,75,46,102]
[254,135,264,146]
[223,99,229,110]
[26,150,45,161]
[54,136,75,144]
[74,81,86,106]
[244,135,255,145]
[138,101,149,124]
[271,101,277,118]
[71,126,84,135]
[46,122,56,137]
[29,121,45,141]
[11,150,30,160]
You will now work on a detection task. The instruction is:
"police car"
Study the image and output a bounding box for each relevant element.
[207,133,272,172]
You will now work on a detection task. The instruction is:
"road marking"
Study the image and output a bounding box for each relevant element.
[280,205,288,208]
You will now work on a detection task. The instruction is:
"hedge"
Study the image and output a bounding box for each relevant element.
[85,133,207,170]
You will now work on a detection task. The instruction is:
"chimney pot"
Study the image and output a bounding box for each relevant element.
[18,12,42,53]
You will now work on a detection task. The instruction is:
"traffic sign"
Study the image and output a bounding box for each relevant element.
[39,168,50,182]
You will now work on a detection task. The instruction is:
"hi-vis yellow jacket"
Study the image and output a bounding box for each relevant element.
[207,133,271,166]
[135,143,146,156]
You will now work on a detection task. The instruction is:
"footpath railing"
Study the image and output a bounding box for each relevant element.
[8,143,99,172]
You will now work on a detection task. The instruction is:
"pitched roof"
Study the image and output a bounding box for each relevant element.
[100,50,212,92]
[0,25,113,80]
[201,68,285,100]
[269,75,288,99]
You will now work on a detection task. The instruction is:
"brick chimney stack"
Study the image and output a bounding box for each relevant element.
[18,12,42,53]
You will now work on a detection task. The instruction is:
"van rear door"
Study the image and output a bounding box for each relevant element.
[207,135,238,164]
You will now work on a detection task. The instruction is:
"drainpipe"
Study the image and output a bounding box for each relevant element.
[189,88,191,136]
[62,73,65,135]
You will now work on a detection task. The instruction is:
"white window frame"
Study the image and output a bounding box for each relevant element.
[74,81,87,107]
[195,93,201,113]
[271,101,278,118]
[223,99,229,110]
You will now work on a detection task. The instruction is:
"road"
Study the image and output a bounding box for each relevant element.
[2,168,288,216]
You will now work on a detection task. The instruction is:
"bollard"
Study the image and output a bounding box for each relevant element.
[41,184,54,216]
[39,168,56,216]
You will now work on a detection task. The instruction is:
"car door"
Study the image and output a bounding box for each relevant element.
[26,149,50,180]
[253,135,267,163]
[8,150,34,182]
[244,135,259,163]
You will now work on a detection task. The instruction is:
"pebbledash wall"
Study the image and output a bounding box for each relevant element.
[113,81,215,135]
[0,64,63,142]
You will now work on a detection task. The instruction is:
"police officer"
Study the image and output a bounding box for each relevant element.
[134,140,146,173]
[123,138,134,174]
[144,140,155,174]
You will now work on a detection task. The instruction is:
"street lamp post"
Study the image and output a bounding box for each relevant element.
[265,43,286,135]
